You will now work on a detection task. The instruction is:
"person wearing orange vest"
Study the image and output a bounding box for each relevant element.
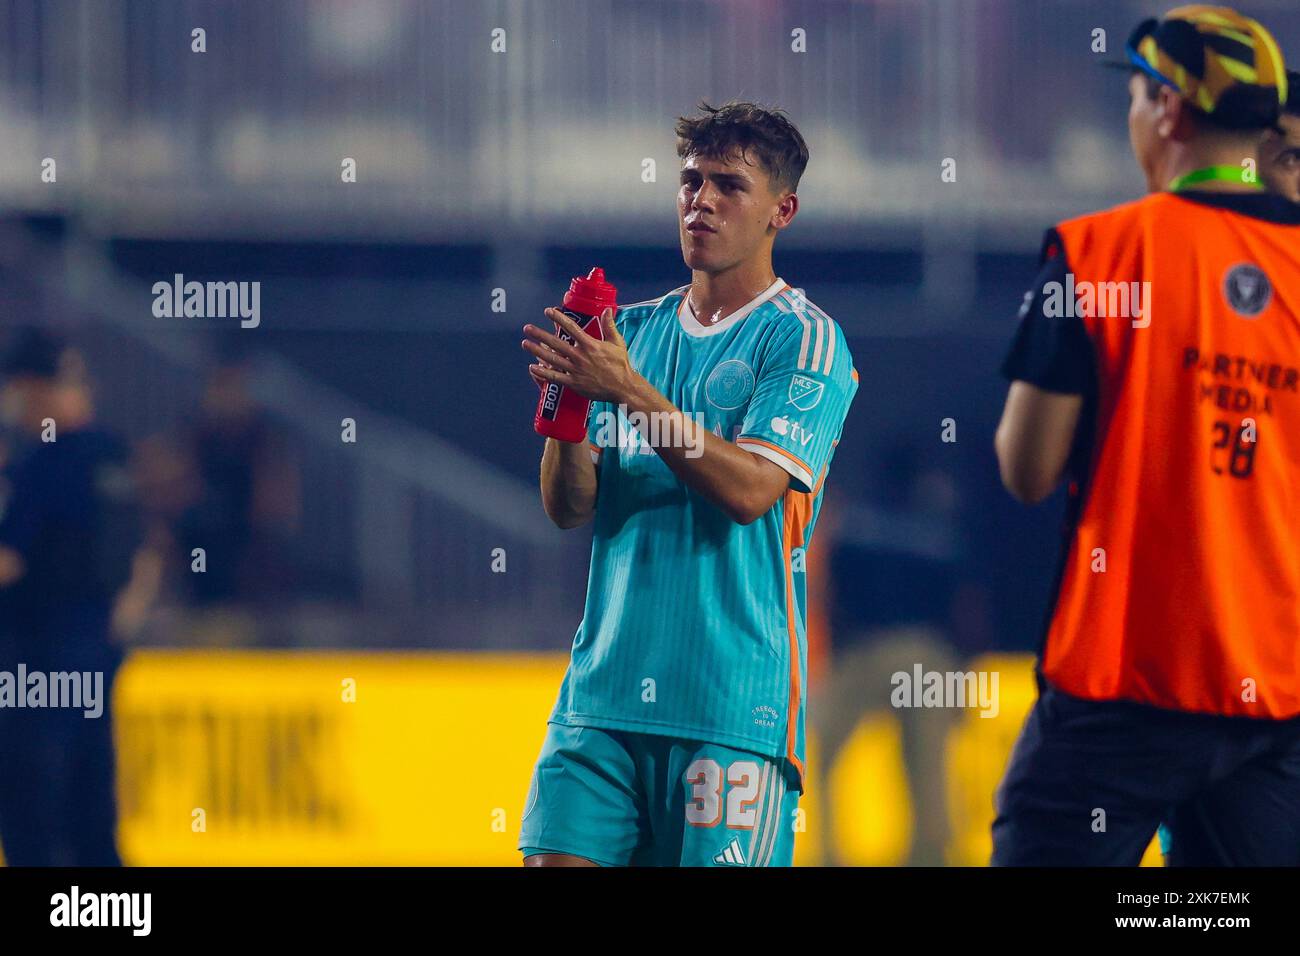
[991,6,1300,866]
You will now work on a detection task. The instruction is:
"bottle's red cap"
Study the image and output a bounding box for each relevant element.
[562,267,618,318]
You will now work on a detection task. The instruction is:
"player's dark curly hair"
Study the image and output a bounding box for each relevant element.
[1286,71,1300,118]
[674,100,809,194]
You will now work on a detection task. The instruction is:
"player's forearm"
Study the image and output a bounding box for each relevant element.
[618,375,781,525]
[539,436,598,529]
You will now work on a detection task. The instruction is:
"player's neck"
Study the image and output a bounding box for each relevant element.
[687,262,778,328]
[1161,140,1265,193]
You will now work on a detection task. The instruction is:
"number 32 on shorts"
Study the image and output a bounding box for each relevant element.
[684,758,763,829]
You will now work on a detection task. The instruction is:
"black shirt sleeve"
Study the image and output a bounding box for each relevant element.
[1000,228,1095,395]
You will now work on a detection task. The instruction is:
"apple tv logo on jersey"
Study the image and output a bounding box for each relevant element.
[770,416,814,446]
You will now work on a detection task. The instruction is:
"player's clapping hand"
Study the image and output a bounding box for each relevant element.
[523,307,636,404]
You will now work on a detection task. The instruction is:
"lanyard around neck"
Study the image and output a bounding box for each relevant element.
[1168,165,1264,192]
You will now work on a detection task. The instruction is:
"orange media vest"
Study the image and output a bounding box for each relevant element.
[1042,191,1300,718]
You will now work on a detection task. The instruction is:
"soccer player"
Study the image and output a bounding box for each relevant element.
[518,101,858,867]
[1260,70,1300,200]
[991,6,1300,866]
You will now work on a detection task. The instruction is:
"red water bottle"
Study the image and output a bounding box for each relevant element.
[533,267,618,442]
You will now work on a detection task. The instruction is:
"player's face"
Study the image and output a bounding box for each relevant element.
[678,151,786,274]
[1260,114,1300,202]
[1128,73,1164,193]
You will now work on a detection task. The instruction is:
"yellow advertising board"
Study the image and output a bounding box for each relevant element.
[113,651,561,865]
[0,650,1161,866]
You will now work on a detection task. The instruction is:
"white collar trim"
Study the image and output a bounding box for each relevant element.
[675,277,787,337]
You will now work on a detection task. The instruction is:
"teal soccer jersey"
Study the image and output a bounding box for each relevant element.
[548,277,858,789]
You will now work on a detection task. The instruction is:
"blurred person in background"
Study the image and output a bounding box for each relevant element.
[992,7,1300,866]
[174,344,301,613]
[1260,69,1300,200]
[125,432,200,630]
[830,436,961,642]
[814,434,967,865]
[0,327,145,866]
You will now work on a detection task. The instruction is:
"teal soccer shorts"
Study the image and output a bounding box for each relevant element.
[518,722,801,867]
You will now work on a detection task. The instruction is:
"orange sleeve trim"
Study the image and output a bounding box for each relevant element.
[781,487,813,784]
[811,465,829,497]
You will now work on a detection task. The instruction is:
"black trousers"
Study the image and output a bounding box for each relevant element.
[0,649,123,866]
[992,678,1300,866]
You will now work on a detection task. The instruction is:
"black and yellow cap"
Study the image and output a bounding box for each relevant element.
[1125,5,1289,128]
